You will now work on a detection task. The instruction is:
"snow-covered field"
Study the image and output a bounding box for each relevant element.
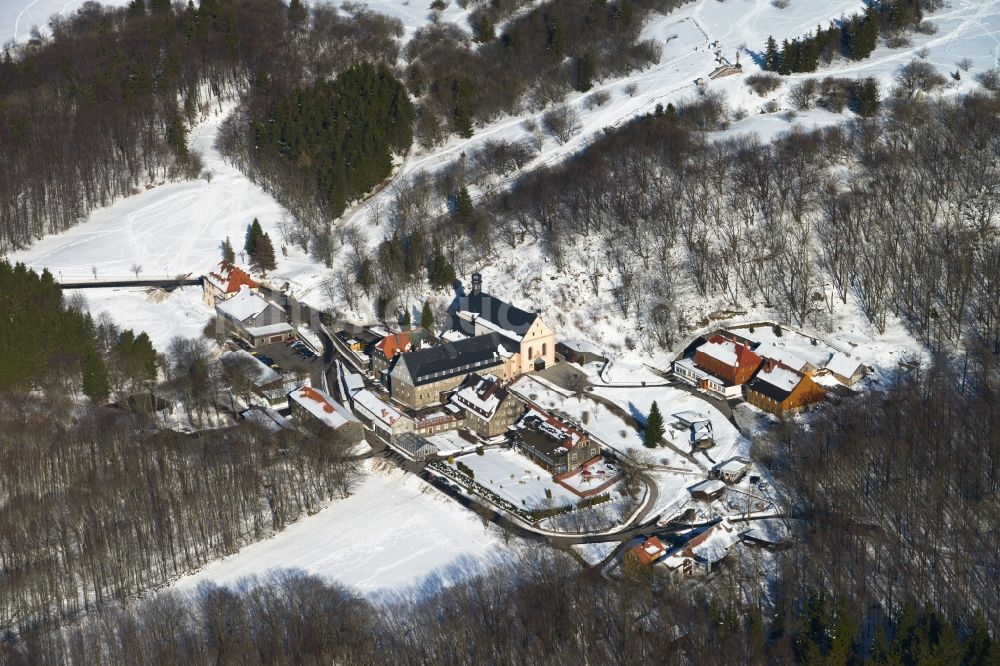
[174,459,517,598]
[592,384,746,463]
[70,286,215,352]
[11,101,317,286]
[456,448,580,509]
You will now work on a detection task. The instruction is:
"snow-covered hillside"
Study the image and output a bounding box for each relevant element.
[173,459,517,598]
[0,0,128,44]
[11,0,997,364]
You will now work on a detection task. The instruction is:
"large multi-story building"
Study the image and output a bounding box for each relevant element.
[215,285,295,347]
[452,273,556,374]
[449,373,524,438]
[387,332,518,409]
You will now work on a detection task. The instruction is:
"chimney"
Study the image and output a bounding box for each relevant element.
[471,272,482,295]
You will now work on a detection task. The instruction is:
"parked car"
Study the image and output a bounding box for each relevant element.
[231,337,251,351]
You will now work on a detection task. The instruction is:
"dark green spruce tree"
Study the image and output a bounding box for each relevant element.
[644,401,665,448]
[82,352,110,402]
[420,300,434,332]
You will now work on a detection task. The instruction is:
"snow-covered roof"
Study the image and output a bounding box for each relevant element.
[216,285,276,321]
[561,339,602,354]
[289,386,359,430]
[441,329,468,343]
[222,350,280,386]
[353,389,404,428]
[754,364,802,394]
[825,352,864,378]
[753,341,810,372]
[673,357,709,376]
[451,373,506,420]
[673,409,708,426]
[696,336,760,369]
[457,310,523,342]
[342,367,365,397]
[689,479,726,495]
[718,459,749,474]
[682,519,740,564]
[243,322,295,337]
[240,405,291,432]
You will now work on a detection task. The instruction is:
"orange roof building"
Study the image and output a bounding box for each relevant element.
[376,332,412,361]
[629,536,668,565]
[203,262,260,305]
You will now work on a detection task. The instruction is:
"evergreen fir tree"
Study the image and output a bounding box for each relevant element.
[575,53,595,92]
[400,310,412,327]
[545,13,565,56]
[854,77,881,117]
[127,0,146,18]
[778,40,793,75]
[644,401,665,448]
[82,352,110,402]
[454,186,474,220]
[288,0,307,27]
[428,249,456,291]
[166,111,188,159]
[132,332,158,382]
[963,611,993,666]
[474,16,495,43]
[452,77,474,138]
[764,36,780,71]
[245,219,263,259]
[253,232,277,275]
[221,237,235,264]
[420,300,434,331]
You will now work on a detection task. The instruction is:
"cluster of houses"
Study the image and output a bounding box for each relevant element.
[628,453,784,582]
[673,330,867,415]
[210,266,610,488]
[627,519,744,582]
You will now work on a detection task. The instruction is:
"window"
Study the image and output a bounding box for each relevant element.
[542,343,547,356]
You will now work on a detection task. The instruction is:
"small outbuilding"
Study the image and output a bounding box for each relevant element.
[689,479,727,502]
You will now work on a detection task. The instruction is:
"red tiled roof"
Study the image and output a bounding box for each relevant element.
[632,536,667,565]
[378,332,411,359]
[209,262,259,294]
[735,343,763,369]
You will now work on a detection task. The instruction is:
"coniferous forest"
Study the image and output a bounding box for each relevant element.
[247,63,414,219]
[0,261,104,395]
[762,0,940,75]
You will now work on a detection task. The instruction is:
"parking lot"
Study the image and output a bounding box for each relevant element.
[255,337,324,385]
